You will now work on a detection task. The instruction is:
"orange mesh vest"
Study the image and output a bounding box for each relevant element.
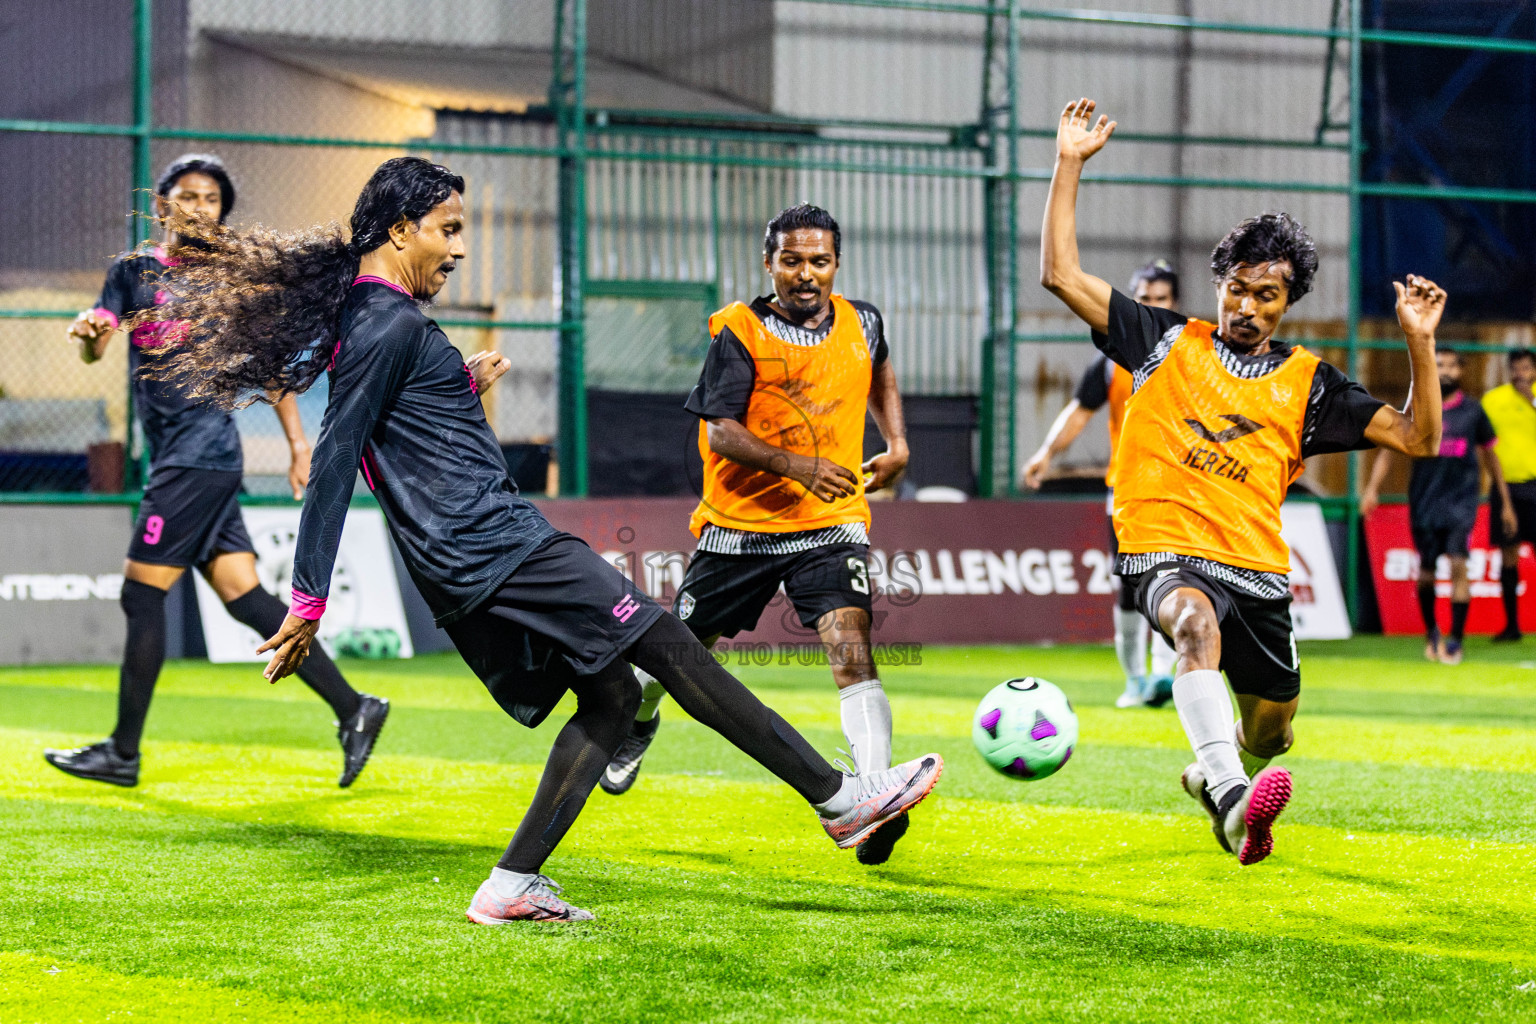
[690,295,873,537]
[1113,320,1319,574]
[1104,361,1134,486]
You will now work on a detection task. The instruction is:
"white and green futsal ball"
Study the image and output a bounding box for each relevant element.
[971,677,1078,780]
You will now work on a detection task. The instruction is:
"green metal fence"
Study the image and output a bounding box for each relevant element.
[5,0,1536,621]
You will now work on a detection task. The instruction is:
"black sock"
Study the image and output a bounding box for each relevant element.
[1450,600,1470,642]
[627,614,841,805]
[1416,580,1439,638]
[498,661,638,873]
[224,585,362,720]
[1501,566,1520,632]
[111,580,168,760]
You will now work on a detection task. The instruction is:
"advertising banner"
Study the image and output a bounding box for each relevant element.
[1280,501,1352,640]
[536,498,1349,647]
[1363,504,1532,635]
[0,505,131,665]
[194,507,414,663]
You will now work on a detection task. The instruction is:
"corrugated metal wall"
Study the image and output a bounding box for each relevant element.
[589,0,774,111]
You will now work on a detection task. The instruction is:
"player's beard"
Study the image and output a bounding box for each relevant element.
[1439,378,1460,399]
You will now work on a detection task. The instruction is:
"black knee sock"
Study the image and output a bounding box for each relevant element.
[224,586,362,720]
[1450,600,1470,642]
[498,662,639,873]
[627,614,841,805]
[1502,566,1521,631]
[112,580,168,759]
[1416,580,1439,638]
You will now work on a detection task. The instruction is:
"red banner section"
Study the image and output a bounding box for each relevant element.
[1363,504,1534,635]
[538,498,1115,645]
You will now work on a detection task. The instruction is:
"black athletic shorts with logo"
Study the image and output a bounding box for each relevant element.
[674,543,873,640]
[1131,560,1300,703]
[126,466,254,568]
[1490,481,1536,548]
[444,533,664,728]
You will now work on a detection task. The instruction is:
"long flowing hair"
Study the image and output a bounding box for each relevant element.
[131,156,465,409]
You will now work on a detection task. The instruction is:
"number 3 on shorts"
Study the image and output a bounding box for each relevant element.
[847,556,869,595]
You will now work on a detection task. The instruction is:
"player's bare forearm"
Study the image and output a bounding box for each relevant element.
[706,417,857,501]
[1023,403,1094,489]
[864,360,910,489]
[1359,448,1395,516]
[867,360,907,451]
[1482,447,1513,507]
[1366,277,1447,457]
[1039,100,1116,334]
[270,393,312,498]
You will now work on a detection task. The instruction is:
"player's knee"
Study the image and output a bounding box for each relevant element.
[1247,725,1292,759]
[1170,604,1218,655]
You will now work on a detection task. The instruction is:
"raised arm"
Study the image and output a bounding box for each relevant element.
[862,357,909,492]
[1039,98,1117,334]
[1363,275,1446,457]
[269,392,312,500]
[1023,400,1096,490]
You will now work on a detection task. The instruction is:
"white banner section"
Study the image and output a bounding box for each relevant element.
[1281,501,1351,640]
[194,507,414,663]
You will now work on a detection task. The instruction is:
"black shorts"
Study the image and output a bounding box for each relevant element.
[444,533,664,728]
[1132,561,1300,703]
[126,466,253,567]
[1411,519,1474,565]
[674,543,873,640]
[1490,481,1536,547]
[1107,513,1138,612]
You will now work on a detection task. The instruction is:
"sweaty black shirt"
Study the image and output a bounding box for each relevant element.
[684,296,889,422]
[94,252,243,471]
[1409,390,1495,528]
[290,281,556,626]
[1096,289,1385,458]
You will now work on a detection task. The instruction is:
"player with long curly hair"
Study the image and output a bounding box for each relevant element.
[146,156,941,923]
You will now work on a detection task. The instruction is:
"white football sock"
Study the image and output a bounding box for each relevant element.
[1112,605,1149,686]
[1235,720,1272,776]
[1173,670,1247,804]
[634,668,665,722]
[489,867,540,898]
[1150,631,1178,678]
[838,678,893,772]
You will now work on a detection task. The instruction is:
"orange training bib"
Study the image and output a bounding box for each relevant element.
[689,295,874,537]
[1113,319,1318,574]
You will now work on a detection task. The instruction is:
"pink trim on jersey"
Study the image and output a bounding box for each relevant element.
[353,274,411,296]
[152,245,180,268]
[1443,390,1465,410]
[289,590,327,620]
[360,447,378,491]
[90,307,119,329]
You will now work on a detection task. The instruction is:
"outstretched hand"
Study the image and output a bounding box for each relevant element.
[257,613,320,682]
[1394,274,1447,339]
[1057,98,1116,164]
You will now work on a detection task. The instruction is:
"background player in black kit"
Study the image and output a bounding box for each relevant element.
[43,154,386,789]
[147,156,941,923]
[1362,349,1514,664]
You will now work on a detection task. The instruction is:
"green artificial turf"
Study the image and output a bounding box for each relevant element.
[2,639,1534,1023]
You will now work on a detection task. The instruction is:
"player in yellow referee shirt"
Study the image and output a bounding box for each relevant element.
[1481,348,1536,640]
[1041,98,1446,865]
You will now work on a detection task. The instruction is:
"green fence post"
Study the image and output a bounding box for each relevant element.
[552,0,590,497]
[123,0,154,494]
[1344,0,1364,626]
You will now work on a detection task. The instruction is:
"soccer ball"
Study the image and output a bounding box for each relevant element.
[972,677,1078,780]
